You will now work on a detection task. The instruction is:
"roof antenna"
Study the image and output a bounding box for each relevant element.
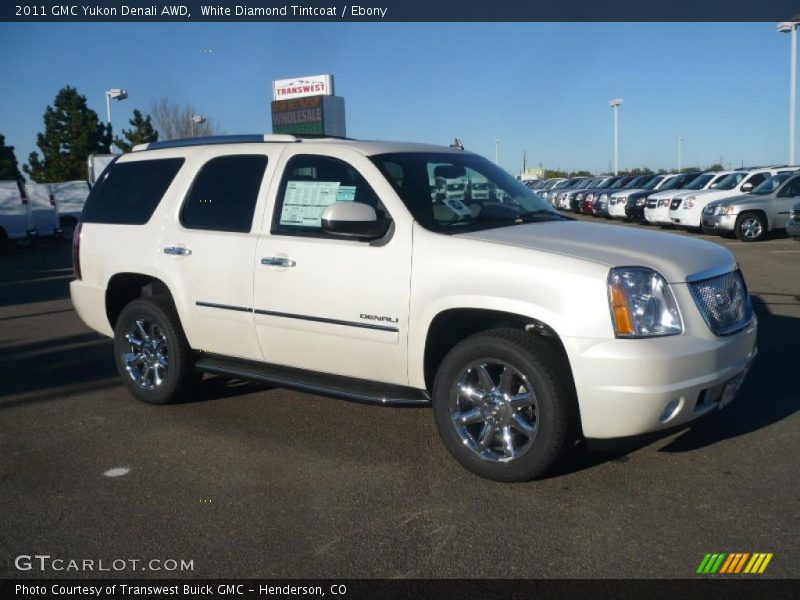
[450,138,464,151]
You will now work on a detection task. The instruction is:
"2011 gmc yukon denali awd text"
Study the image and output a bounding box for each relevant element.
[70,134,758,481]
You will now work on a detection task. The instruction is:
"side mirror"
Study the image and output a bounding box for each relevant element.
[321,202,389,240]
[741,183,753,193]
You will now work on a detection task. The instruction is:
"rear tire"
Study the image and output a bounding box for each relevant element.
[113,297,196,405]
[432,328,576,482]
[734,213,767,242]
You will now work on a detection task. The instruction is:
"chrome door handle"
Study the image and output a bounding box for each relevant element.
[261,257,296,267]
[164,246,191,256]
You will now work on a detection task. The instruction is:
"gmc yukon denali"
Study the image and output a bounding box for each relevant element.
[70,134,758,481]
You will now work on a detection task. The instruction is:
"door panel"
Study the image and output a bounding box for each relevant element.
[156,146,281,361]
[253,148,412,386]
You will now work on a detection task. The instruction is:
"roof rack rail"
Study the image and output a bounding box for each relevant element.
[132,134,300,152]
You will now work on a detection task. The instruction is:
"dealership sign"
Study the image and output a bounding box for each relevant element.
[271,95,346,137]
[272,74,334,101]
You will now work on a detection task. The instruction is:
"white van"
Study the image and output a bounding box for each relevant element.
[51,180,91,238]
[26,183,61,237]
[0,180,36,247]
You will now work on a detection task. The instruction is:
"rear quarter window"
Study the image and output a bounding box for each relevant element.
[81,158,184,225]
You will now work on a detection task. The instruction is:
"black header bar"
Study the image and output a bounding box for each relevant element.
[3,1,800,22]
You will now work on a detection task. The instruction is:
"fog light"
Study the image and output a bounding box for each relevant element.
[659,398,683,423]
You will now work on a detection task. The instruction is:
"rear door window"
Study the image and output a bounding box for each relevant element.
[181,154,268,233]
[82,158,184,225]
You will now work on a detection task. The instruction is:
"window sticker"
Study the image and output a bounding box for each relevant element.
[445,198,473,217]
[336,185,357,201]
[280,180,341,227]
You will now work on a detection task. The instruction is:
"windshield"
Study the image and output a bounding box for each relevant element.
[684,173,714,190]
[371,152,566,233]
[712,172,747,190]
[624,175,649,189]
[659,174,690,191]
[596,177,617,189]
[753,173,791,194]
[609,177,632,189]
[643,175,665,190]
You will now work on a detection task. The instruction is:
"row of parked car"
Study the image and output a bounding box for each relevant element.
[525,168,800,242]
[0,179,90,248]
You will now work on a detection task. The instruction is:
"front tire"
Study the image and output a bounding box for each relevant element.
[735,213,767,242]
[113,297,196,404]
[432,329,576,482]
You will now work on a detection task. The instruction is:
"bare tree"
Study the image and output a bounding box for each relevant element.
[150,97,220,140]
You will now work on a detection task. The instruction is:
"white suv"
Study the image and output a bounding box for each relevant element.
[669,169,775,229]
[70,135,758,482]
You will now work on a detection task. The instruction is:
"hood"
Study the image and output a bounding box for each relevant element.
[683,188,745,202]
[458,220,736,284]
[713,194,769,207]
[647,189,680,200]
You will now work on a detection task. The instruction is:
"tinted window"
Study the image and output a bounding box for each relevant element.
[779,176,800,197]
[82,158,184,225]
[181,155,268,233]
[745,172,767,189]
[273,155,386,236]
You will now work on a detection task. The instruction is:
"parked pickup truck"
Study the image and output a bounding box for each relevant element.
[70,135,758,481]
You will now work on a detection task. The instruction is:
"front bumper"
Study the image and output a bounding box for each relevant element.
[670,206,703,228]
[645,206,671,224]
[625,204,646,220]
[701,213,737,233]
[566,318,758,439]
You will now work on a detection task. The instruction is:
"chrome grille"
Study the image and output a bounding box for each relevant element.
[688,270,753,336]
[670,198,682,210]
[646,199,657,208]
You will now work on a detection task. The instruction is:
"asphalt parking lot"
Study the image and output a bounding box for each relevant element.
[1,220,798,579]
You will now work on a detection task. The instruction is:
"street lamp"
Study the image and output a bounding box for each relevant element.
[678,136,686,172]
[778,21,799,165]
[104,88,128,127]
[609,99,623,175]
[190,115,206,138]
[494,139,500,165]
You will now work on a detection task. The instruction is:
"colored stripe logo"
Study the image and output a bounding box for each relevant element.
[697,553,773,574]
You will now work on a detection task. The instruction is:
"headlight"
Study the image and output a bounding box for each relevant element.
[600,193,608,201]
[720,206,737,215]
[684,195,696,209]
[637,197,647,205]
[607,267,683,338]
[586,193,595,202]
[577,193,585,201]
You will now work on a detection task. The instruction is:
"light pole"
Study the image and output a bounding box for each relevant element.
[609,99,623,175]
[104,88,128,127]
[494,139,500,165]
[678,136,686,172]
[190,115,206,137]
[778,21,799,165]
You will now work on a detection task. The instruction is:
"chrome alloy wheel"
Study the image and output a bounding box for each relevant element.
[449,360,539,462]
[740,217,763,239]
[122,318,169,390]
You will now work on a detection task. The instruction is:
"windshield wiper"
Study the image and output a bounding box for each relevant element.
[518,209,572,221]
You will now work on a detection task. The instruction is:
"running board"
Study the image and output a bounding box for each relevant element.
[195,355,431,408]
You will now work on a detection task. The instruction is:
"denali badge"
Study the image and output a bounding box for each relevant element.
[360,314,399,324]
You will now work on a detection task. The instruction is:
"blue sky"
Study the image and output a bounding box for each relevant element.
[0,22,794,176]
